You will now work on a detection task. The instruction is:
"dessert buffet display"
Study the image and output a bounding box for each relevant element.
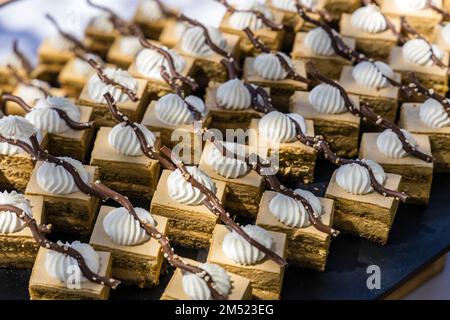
[1,0,450,300]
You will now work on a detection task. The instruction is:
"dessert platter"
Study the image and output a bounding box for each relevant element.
[1,0,450,300]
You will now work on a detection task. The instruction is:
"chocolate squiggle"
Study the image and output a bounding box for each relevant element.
[45,14,88,53]
[12,40,32,74]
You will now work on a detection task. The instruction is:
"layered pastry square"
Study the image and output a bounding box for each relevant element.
[161,258,252,300]
[133,0,178,40]
[0,52,27,93]
[340,6,401,60]
[90,206,168,287]
[58,57,96,98]
[25,160,101,236]
[323,0,361,21]
[198,141,265,218]
[291,29,355,79]
[90,126,161,204]
[84,14,118,57]
[36,35,75,81]
[256,190,334,271]
[359,131,434,205]
[399,100,450,172]
[0,116,48,192]
[325,162,401,245]
[159,20,189,48]
[107,35,144,69]
[249,115,317,184]
[292,88,360,157]
[29,242,113,300]
[0,192,45,269]
[78,66,149,127]
[243,55,308,112]
[207,224,287,300]
[150,169,227,248]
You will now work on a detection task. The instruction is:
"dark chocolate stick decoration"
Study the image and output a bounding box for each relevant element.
[306,63,434,163]
[45,14,88,53]
[153,0,177,18]
[243,27,311,85]
[216,0,283,31]
[426,0,450,20]
[6,65,51,98]
[2,94,94,130]
[0,204,120,288]
[12,40,32,74]
[104,93,287,267]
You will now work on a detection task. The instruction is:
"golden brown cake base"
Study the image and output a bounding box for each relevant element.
[324,0,361,20]
[0,236,39,269]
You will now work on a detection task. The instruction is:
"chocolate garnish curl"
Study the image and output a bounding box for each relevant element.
[307,63,434,163]
[0,204,120,288]
[12,40,33,74]
[45,14,88,53]
[2,94,94,130]
[426,0,450,20]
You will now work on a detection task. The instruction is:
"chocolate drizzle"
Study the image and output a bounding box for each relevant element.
[0,204,120,288]
[12,40,32,74]
[45,14,88,53]
[243,28,310,85]
[6,65,51,97]
[306,63,434,163]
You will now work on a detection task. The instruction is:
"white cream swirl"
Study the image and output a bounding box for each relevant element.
[89,13,114,32]
[108,122,156,156]
[0,191,32,234]
[216,79,252,110]
[182,263,231,300]
[259,111,307,143]
[103,207,155,246]
[204,142,250,179]
[119,36,143,56]
[222,224,273,265]
[253,52,292,80]
[16,80,50,105]
[376,129,418,159]
[351,5,387,34]
[87,67,138,104]
[167,166,217,206]
[440,24,450,46]
[402,39,445,66]
[336,160,386,195]
[138,0,164,21]
[45,241,100,283]
[308,83,347,114]
[271,0,316,12]
[36,157,90,195]
[419,98,450,128]
[269,189,322,228]
[0,116,42,156]
[352,61,394,89]
[73,54,100,77]
[49,33,75,51]
[25,97,81,134]
[304,27,335,56]
[155,94,205,125]
[181,26,227,57]
[229,5,274,31]
[135,48,186,80]
[394,0,430,11]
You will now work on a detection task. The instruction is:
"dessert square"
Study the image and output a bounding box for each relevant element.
[339,13,401,61]
[325,170,401,245]
[159,20,188,48]
[28,247,112,300]
[25,162,101,236]
[249,118,317,184]
[399,102,450,172]
[291,91,360,157]
[198,141,265,218]
[133,1,178,40]
[359,132,434,205]
[58,58,95,98]
[150,170,227,248]
[37,38,74,76]
[243,57,308,112]
[107,36,143,69]
[324,0,361,20]
[161,258,252,300]
[0,195,45,269]
[207,224,287,300]
[291,31,355,79]
[90,127,161,204]
[0,65,25,93]
[89,206,168,288]
[84,17,118,58]
[256,191,334,271]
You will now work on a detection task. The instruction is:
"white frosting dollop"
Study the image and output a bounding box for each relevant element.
[0,191,32,234]
[394,0,429,11]
[352,61,394,89]
[25,97,81,134]
[135,47,186,80]
[87,67,138,104]
[222,224,273,265]
[138,0,164,21]
[36,157,90,195]
[336,160,386,195]
[181,26,227,57]
[108,122,156,156]
[402,39,445,67]
[419,98,450,128]
[167,166,217,206]
[182,263,231,300]
[271,0,316,12]
[253,52,292,80]
[269,189,322,228]
[440,24,450,46]
[216,79,252,110]
[205,142,250,179]
[155,94,205,125]
[259,111,307,143]
[16,80,50,105]
[376,129,418,159]
[49,33,75,51]
[351,5,387,34]
[89,13,114,32]
[0,116,42,156]
[45,241,100,283]
[304,27,335,56]
[103,207,155,246]
[308,83,347,114]
[73,54,100,77]
[229,4,273,31]
[119,36,143,56]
